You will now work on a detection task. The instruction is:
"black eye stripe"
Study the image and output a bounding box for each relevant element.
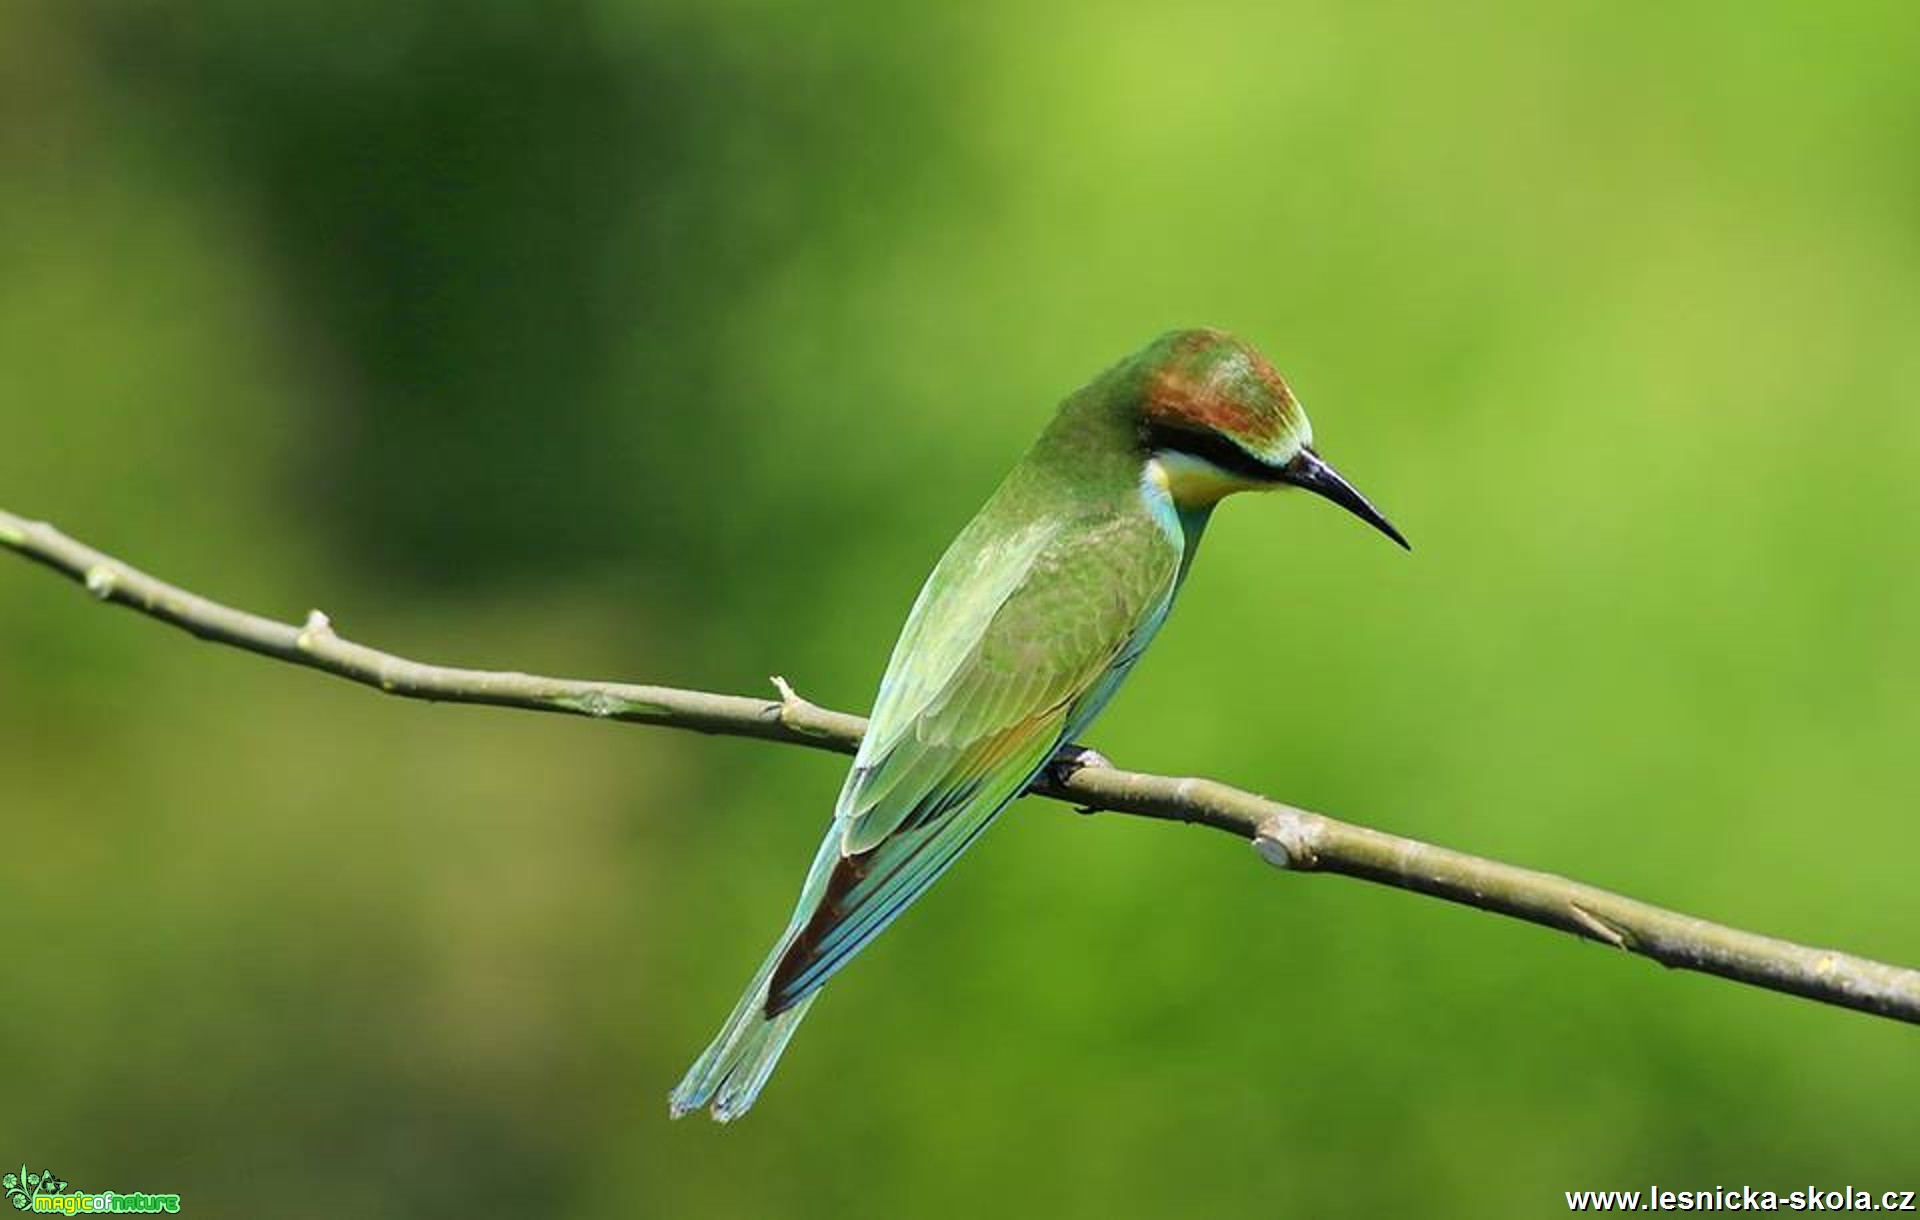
[1140,422,1281,483]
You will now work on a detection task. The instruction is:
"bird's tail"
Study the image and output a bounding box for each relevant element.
[668,948,818,1122]
[670,830,839,1122]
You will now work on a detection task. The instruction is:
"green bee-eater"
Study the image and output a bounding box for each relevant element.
[671,329,1406,1121]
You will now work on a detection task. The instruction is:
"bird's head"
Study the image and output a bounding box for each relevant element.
[1131,328,1408,549]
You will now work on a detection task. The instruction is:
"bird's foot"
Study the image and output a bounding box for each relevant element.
[1046,743,1112,810]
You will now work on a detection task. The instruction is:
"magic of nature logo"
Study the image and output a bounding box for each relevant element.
[4,1167,181,1215]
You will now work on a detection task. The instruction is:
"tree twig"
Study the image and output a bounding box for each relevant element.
[3,506,1916,1026]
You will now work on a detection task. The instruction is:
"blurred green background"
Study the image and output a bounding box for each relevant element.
[3,2,1916,1215]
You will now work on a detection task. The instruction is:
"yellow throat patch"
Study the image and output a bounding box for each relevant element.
[1146,451,1267,511]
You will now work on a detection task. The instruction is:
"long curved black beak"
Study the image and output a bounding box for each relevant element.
[1278,447,1410,550]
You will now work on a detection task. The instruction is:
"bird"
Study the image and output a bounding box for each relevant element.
[670,328,1406,1121]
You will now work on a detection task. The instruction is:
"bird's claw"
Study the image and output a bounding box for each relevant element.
[1046,743,1112,790]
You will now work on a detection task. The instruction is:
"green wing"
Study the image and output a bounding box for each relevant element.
[766,507,1180,1012]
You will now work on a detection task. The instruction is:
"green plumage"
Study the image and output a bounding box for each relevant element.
[671,329,1401,1121]
[772,384,1194,1006]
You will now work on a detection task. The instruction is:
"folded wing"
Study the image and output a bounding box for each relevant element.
[766,509,1180,1013]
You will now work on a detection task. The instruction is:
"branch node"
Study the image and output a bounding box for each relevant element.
[568,688,623,718]
[1253,836,1297,869]
[769,674,832,737]
[84,563,119,600]
[1569,902,1633,951]
[1253,811,1320,870]
[296,609,336,652]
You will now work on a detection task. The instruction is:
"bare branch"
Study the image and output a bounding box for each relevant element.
[4,506,1916,1026]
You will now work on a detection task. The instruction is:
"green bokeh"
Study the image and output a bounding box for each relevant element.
[2,3,1915,1216]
